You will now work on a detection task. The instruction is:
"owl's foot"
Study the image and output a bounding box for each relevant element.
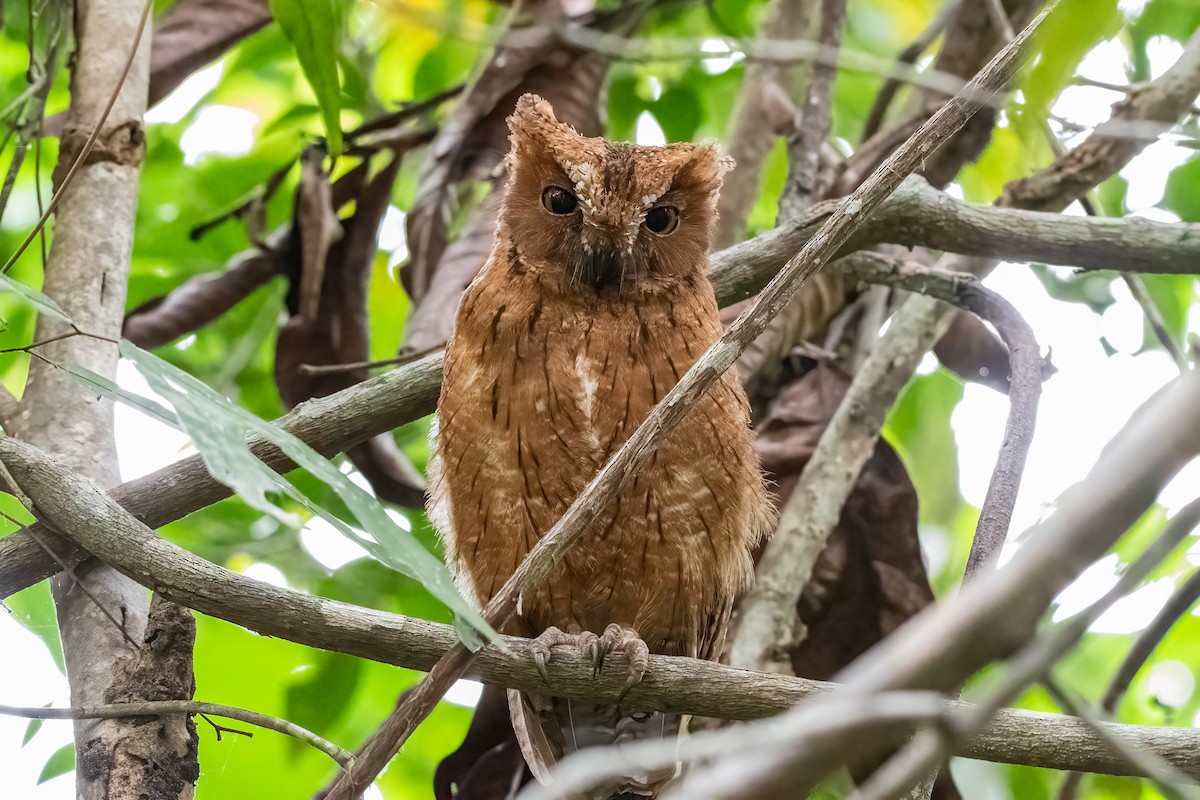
[530,626,600,686]
[528,624,649,701]
[596,624,649,702]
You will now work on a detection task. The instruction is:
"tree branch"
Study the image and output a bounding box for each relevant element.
[777,0,846,219]
[859,8,947,142]
[714,0,818,249]
[1001,26,1200,212]
[853,498,1200,800]
[1059,566,1200,800]
[730,255,1047,671]
[0,700,353,767]
[3,433,1200,784]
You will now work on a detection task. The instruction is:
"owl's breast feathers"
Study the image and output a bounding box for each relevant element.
[429,235,772,659]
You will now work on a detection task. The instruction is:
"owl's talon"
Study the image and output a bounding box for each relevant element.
[596,624,649,702]
[533,648,551,685]
[531,627,601,686]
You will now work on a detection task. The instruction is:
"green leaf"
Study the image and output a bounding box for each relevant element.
[67,365,181,428]
[5,581,64,674]
[88,340,492,643]
[269,0,343,155]
[284,650,361,752]
[38,743,74,784]
[0,273,71,323]
[1163,156,1200,222]
[22,717,43,746]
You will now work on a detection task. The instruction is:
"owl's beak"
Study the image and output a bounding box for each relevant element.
[580,247,622,290]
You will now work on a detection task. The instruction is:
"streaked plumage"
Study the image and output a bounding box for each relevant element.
[428,94,772,796]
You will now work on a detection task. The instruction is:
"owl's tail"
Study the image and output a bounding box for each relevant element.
[508,689,682,799]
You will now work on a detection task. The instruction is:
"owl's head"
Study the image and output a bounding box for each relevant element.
[500,94,732,293]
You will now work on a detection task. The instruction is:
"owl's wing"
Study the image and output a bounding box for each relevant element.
[426,415,484,607]
[507,689,559,786]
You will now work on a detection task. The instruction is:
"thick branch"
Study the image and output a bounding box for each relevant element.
[711,174,1200,307]
[3,433,1200,783]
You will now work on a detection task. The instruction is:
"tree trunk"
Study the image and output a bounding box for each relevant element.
[8,1,198,796]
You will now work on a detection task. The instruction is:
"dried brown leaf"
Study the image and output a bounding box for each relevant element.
[435,685,529,800]
[755,361,961,799]
[399,189,502,357]
[150,0,272,108]
[398,45,609,356]
[934,310,1012,394]
[296,147,343,322]
[276,153,425,506]
[401,23,564,304]
[122,252,278,349]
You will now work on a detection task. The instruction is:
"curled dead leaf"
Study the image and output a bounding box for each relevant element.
[276,152,425,507]
[934,310,1012,394]
[123,252,278,349]
[435,685,529,800]
[756,360,960,799]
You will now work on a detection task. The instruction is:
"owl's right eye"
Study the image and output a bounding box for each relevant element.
[541,187,578,215]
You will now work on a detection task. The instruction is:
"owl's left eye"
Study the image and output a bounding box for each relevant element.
[541,187,578,215]
[644,205,679,235]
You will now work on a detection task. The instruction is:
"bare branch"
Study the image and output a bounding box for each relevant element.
[730,258,1046,670]
[1045,680,1197,800]
[1060,566,1200,800]
[680,364,1200,798]
[777,0,846,218]
[1002,27,1200,212]
[0,700,353,767]
[859,8,947,142]
[715,0,818,249]
[5,177,1200,598]
[856,498,1200,800]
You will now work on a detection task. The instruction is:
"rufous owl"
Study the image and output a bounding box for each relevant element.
[428,94,772,797]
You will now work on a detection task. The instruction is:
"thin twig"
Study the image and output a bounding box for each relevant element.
[984,0,1016,41]
[0,701,354,767]
[1059,566,1200,800]
[854,498,1200,800]
[1121,272,1189,372]
[1044,679,1195,800]
[1039,119,1189,372]
[0,326,119,355]
[296,343,445,377]
[860,7,948,142]
[778,0,846,218]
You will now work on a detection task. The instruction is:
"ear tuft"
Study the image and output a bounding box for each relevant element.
[716,153,736,177]
[508,93,559,135]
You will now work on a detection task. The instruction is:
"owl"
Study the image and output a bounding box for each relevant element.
[428,94,773,797]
